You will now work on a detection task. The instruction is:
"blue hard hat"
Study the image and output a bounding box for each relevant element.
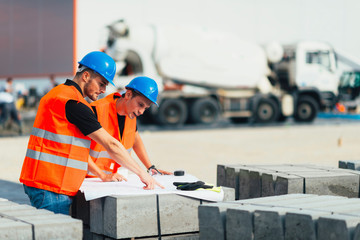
[78,51,116,86]
[125,76,159,106]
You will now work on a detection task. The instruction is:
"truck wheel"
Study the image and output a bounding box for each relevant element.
[189,98,219,124]
[155,99,187,126]
[294,96,318,122]
[254,98,279,123]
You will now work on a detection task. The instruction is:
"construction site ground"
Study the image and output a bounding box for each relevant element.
[1,115,360,205]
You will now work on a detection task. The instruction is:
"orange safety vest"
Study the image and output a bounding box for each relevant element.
[19,84,92,196]
[87,92,136,177]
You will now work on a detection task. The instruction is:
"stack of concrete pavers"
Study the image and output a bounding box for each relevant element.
[199,194,360,240]
[72,187,235,240]
[0,197,82,240]
[339,160,360,171]
[217,164,360,200]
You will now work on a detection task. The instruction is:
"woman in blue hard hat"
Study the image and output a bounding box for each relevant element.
[87,76,172,180]
[20,52,163,215]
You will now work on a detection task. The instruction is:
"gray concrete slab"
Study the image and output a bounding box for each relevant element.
[302,172,359,197]
[317,214,360,240]
[16,214,83,240]
[226,208,253,240]
[284,209,332,240]
[198,202,240,240]
[103,194,158,239]
[274,173,304,195]
[254,210,284,240]
[0,217,32,240]
[217,165,226,187]
[90,197,105,235]
[159,194,200,235]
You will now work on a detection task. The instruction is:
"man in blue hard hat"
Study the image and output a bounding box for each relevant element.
[20,52,163,215]
[87,76,172,180]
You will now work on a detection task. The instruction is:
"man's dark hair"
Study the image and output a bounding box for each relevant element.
[75,65,101,80]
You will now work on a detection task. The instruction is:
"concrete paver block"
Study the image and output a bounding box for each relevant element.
[238,169,251,200]
[238,193,314,204]
[73,191,90,226]
[198,202,239,240]
[225,166,240,199]
[90,197,105,235]
[159,194,200,235]
[302,172,359,197]
[339,161,348,169]
[346,161,360,171]
[217,165,226,187]
[254,210,284,240]
[284,210,332,240]
[274,173,304,195]
[1,208,54,217]
[17,214,83,240]
[226,208,253,240]
[0,217,32,240]
[261,173,275,197]
[249,171,261,199]
[222,186,235,202]
[263,195,346,208]
[103,194,158,239]
[317,214,360,240]
[353,223,360,240]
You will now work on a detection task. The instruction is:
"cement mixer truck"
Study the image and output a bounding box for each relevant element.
[104,19,339,126]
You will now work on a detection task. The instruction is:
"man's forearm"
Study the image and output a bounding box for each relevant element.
[88,128,146,176]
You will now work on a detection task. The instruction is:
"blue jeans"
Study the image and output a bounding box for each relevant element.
[23,185,73,215]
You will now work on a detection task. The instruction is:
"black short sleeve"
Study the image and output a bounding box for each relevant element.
[65,100,102,136]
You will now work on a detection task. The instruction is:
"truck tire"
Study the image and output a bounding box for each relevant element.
[189,98,219,124]
[254,98,279,123]
[155,98,187,126]
[294,96,318,122]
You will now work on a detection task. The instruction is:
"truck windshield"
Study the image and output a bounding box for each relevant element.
[306,51,331,70]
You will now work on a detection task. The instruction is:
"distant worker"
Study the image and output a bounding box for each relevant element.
[19,51,163,215]
[43,74,59,95]
[0,81,23,134]
[4,77,14,96]
[87,76,172,180]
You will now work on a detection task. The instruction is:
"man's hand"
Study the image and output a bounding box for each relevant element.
[149,168,173,176]
[100,173,127,182]
[147,165,173,176]
[139,172,164,190]
[157,169,173,175]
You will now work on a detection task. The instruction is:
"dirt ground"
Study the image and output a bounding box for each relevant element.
[2,121,360,185]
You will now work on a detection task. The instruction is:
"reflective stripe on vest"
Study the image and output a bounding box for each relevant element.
[26,149,88,171]
[31,127,91,149]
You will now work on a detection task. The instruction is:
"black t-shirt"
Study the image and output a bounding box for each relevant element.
[64,80,102,136]
[91,94,137,139]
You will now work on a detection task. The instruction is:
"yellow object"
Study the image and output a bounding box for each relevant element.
[197,183,222,193]
[16,98,25,110]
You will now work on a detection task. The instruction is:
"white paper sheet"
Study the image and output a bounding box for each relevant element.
[79,173,224,202]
